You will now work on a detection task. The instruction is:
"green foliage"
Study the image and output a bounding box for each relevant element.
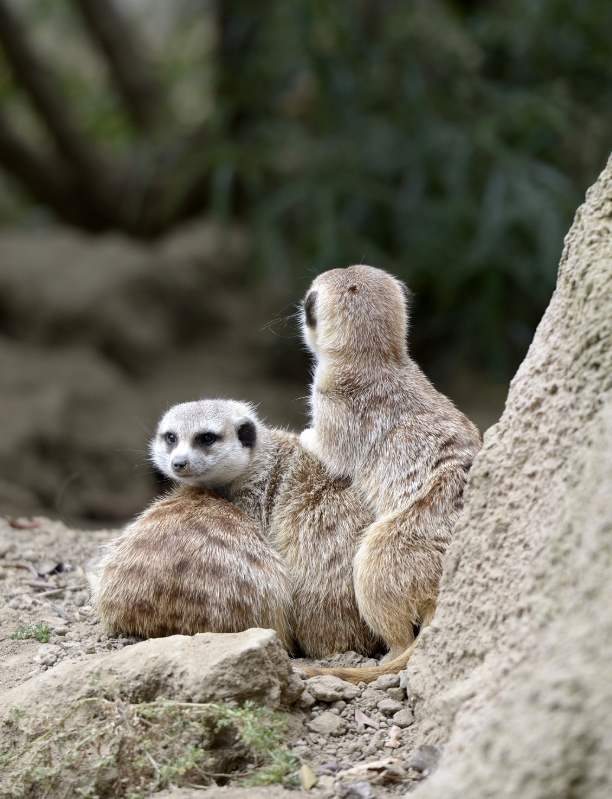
[0,696,297,798]
[3,1,612,376]
[11,622,51,642]
[211,0,612,377]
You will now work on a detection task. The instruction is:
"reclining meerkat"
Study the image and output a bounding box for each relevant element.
[90,401,293,647]
[92,399,382,660]
[299,264,482,681]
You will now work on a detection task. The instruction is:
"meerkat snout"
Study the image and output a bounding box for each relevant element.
[151,399,259,489]
[171,455,188,473]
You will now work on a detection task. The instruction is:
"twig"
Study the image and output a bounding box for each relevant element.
[72,0,166,131]
[0,0,119,214]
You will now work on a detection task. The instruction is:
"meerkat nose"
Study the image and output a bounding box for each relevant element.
[171,455,188,472]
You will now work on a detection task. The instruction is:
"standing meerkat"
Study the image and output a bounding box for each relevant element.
[299,264,482,680]
[90,401,293,648]
[92,399,382,660]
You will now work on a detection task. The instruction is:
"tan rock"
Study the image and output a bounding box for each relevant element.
[407,155,612,798]
[306,674,362,702]
[0,628,299,743]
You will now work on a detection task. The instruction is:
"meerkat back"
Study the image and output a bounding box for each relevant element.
[298,264,481,674]
[92,486,292,647]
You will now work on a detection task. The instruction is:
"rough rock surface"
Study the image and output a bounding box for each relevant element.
[157,789,293,799]
[406,156,612,796]
[0,629,301,741]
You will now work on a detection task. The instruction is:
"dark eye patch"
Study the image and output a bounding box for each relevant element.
[193,432,219,447]
[164,432,177,445]
[303,290,317,328]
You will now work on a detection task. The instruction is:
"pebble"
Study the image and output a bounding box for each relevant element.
[338,781,374,798]
[377,698,404,716]
[370,673,400,690]
[73,591,89,607]
[307,675,362,702]
[307,712,347,737]
[359,688,386,711]
[35,644,62,667]
[299,690,316,709]
[386,687,405,702]
[406,743,444,774]
[392,708,414,728]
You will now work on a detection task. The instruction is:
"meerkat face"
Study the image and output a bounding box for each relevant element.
[151,399,258,489]
[302,265,410,364]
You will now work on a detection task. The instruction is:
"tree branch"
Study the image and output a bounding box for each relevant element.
[0,112,104,229]
[0,0,119,216]
[72,0,166,132]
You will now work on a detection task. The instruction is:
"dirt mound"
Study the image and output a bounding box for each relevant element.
[405,156,612,796]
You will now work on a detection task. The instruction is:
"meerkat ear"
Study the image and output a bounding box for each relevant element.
[236,419,257,449]
[303,290,318,328]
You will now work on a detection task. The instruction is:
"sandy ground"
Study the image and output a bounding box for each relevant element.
[0,514,438,798]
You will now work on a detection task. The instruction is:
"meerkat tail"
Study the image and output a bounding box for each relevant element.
[298,639,419,685]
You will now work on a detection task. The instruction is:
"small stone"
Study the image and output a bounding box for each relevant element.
[306,675,361,702]
[377,698,403,716]
[332,700,347,711]
[370,673,400,690]
[398,670,410,689]
[338,780,374,798]
[73,591,89,607]
[299,689,316,709]
[53,627,68,636]
[0,542,15,558]
[386,686,405,701]
[360,688,386,711]
[307,711,347,737]
[406,743,444,774]
[35,644,62,667]
[392,707,414,728]
[318,761,341,773]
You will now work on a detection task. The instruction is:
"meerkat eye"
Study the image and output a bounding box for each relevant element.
[164,432,176,445]
[194,432,218,447]
[303,290,317,328]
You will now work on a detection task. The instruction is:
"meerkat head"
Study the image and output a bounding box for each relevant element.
[301,265,411,364]
[151,399,259,489]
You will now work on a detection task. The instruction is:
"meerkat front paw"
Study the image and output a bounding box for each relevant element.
[299,428,320,456]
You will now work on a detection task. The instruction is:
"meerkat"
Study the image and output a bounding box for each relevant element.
[90,401,293,648]
[92,399,382,660]
[298,264,482,681]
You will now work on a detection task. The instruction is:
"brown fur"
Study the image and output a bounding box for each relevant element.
[299,265,482,682]
[90,485,293,649]
[92,399,382,660]
[218,424,383,658]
